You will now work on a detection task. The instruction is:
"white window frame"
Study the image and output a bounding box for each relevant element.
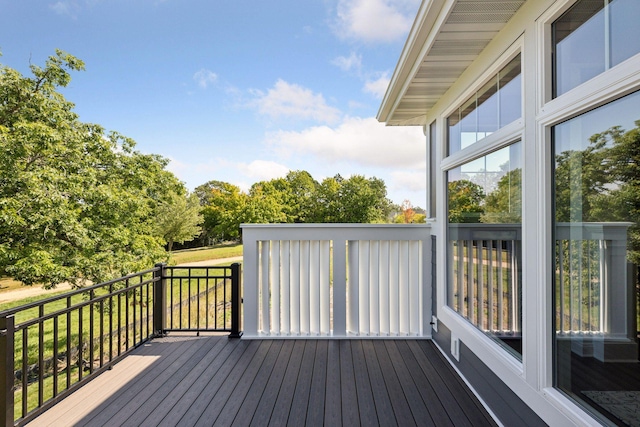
[438,38,526,376]
[535,0,640,422]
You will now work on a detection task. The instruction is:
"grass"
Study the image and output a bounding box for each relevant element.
[169,243,243,265]
[4,264,239,421]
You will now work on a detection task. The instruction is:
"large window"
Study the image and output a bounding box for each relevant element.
[553,0,640,97]
[552,90,640,425]
[447,142,522,358]
[447,54,521,155]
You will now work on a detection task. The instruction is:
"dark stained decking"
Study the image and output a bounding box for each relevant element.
[27,333,498,427]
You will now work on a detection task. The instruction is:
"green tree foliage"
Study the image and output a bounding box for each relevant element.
[0,50,183,287]
[307,174,391,223]
[196,180,247,242]
[155,193,203,252]
[481,169,522,224]
[195,172,393,241]
[555,121,640,264]
[447,180,484,223]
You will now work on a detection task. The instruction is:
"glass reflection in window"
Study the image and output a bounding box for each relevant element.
[447,142,522,358]
[552,90,640,425]
[553,0,640,97]
[447,55,521,155]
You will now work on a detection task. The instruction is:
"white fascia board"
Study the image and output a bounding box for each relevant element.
[377,0,451,124]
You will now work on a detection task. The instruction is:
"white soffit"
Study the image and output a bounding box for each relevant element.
[378,0,526,126]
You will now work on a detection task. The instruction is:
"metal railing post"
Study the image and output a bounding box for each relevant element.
[153,263,167,337]
[229,263,243,338]
[0,315,15,427]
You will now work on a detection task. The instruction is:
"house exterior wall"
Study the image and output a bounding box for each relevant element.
[416,1,640,425]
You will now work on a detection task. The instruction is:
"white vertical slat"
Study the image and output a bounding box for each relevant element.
[409,240,421,336]
[242,233,259,338]
[369,240,380,336]
[290,240,301,335]
[399,241,410,335]
[333,239,347,337]
[300,240,310,335]
[309,240,320,335]
[281,240,290,335]
[379,241,390,336]
[389,240,400,335]
[260,241,271,335]
[270,241,280,335]
[478,240,484,328]
[599,239,607,333]
[320,240,330,335]
[466,240,474,321]
[358,241,370,336]
[497,241,504,332]
[457,241,464,315]
[487,240,495,331]
[347,241,359,335]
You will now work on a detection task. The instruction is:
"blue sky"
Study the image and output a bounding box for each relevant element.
[0,0,425,206]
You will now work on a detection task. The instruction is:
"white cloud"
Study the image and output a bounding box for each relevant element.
[50,1,82,17]
[252,80,341,124]
[193,69,218,89]
[266,116,425,169]
[391,170,426,192]
[332,52,362,72]
[238,160,290,182]
[334,0,419,43]
[364,74,390,99]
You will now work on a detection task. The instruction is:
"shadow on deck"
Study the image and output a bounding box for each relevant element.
[26,333,497,427]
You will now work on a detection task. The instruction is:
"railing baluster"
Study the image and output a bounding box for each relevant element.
[38,306,44,407]
[369,240,380,336]
[89,290,94,374]
[379,241,390,336]
[0,315,15,427]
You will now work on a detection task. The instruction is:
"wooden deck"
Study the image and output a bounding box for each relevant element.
[27,333,498,427]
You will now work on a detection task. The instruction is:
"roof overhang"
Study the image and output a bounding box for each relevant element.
[377,0,526,126]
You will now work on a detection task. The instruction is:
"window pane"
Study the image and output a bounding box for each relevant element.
[611,0,640,66]
[448,55,521,155]
[447,142,522,358]
[553,0,640,97]
[499,58,521,126]
[552,90,640,425]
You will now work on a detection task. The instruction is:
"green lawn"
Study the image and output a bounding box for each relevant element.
[169,243,243,265]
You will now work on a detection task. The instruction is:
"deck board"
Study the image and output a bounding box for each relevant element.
[27,334,499,427]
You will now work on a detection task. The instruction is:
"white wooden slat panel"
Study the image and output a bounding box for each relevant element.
[370,240,380,336]
[413,241,422,335]
[270,241,280,335]
[358,240,370,336]
[389,240,400,335]
[399,241,410,335]
[291,241,301,335]
[320,240,330,335]
[242,238,259,337]
[281,240,290,335]
[333,239,347,337]
[309,241,320,335]
[347,241,359,335]
[300,240,310,335]
[260,241,270,334]
[379,241,390,336]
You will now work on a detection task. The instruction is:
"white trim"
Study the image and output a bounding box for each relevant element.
[440,120,523,172]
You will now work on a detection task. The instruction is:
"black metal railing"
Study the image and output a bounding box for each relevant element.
[0,263,241,426]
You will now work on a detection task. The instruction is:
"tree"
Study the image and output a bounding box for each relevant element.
[447,180,484,223]
[155,193,203,252]
[481,169,522,224]
[0,50,182,287]
[197,181,247,242]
